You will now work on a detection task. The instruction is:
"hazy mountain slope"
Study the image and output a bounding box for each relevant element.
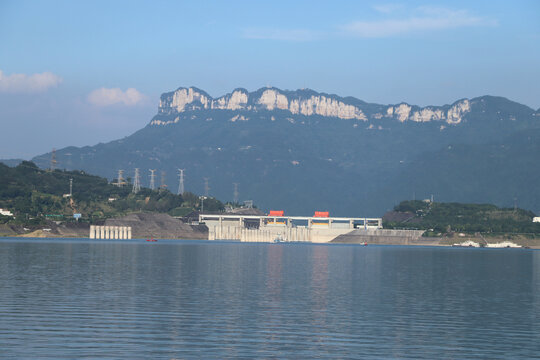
[31,87,540,216]
[378,129,540,212]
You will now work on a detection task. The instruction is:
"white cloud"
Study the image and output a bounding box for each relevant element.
[243,7,495,41]
[87,87,145,107]
[373,4,403,14]
[0,70,62,93]
[342,7,496,38]
[242,28,320,41]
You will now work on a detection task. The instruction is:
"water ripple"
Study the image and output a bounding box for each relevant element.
[0,240,539,358]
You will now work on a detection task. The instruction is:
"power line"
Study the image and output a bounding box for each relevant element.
[49,148,57,171]
[204,177,210,197]
[160,171,167,190]
[149,169,156,190]
[178,169,185,195]
[116,169,126,187]
[233,182,239,203]
[132,168,141,193]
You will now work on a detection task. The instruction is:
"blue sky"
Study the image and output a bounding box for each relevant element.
[1,0,539,158]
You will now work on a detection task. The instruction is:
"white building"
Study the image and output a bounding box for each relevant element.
[0,208,14,217]
[533,217,540,223]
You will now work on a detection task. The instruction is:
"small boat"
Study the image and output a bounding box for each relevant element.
[146,237,157,242]
[273,234,284,243]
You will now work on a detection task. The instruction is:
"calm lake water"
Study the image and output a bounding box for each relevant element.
[0,238,539,359]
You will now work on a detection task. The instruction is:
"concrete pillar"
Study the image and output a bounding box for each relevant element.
[260,218,263,228]
[349,219,354,229]
[89,225,95,239]
[100,226,105,239]
[378,219,383,228]
[239,217,243,227]
[127,227,132,239]
[308,218,312,228]
[329,218,333,228]
[114,227,119,239]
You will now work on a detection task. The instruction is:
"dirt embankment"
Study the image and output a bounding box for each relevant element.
[104,212,208,239]
[332,229,540,248]
[1,222,89,238]
[2,213,208,240]
[332,229,439,245]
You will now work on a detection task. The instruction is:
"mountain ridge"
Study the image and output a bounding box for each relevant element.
[152,86,536,127]
[26,86,540,216]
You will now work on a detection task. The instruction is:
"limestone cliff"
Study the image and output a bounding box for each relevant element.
[152,86,473,125]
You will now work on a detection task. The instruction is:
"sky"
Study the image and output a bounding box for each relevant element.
[1,0,539,159]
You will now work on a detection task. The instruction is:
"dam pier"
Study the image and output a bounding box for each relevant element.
[89,225,132,240]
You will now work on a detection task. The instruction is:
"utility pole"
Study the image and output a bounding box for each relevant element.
[200,196,207,214]
[233,183,239,203]
[178,169,185,195]
[132,168,141,193]
[149,169,156,190]
[204,177,210,197]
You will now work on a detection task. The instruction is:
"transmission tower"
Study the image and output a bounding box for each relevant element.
[160,171,167,190]
[204,177,210,196]
[116,169,126,187]
[132,168,141,193]
[178,169,185,195]
[233,183,239,203]
[49,148,57,171]
[149,169,156,190]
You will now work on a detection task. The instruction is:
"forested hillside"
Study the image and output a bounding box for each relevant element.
[0,161,224,225]
[383,200,539,236]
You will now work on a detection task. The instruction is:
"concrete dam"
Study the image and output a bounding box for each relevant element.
[200,213,383,243]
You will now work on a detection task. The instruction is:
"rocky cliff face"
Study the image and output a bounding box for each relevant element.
[153,86,473,125]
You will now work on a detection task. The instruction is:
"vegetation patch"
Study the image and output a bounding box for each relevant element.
[384,200,539,236]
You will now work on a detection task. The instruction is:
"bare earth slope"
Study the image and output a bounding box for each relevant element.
[105,212,208,239]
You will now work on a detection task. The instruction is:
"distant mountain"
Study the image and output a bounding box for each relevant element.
[31,87,540,216]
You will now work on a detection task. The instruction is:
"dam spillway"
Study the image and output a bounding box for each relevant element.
[200,214,382,243]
